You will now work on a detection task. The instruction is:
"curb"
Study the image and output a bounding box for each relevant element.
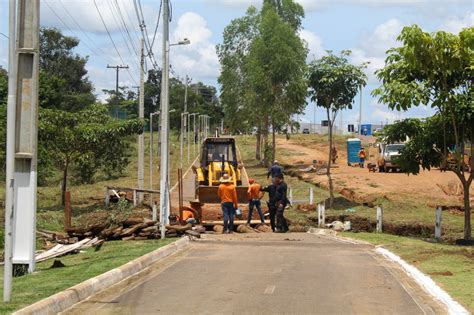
[307,229,469,315]
[14,237,190,315]
[376,247,470,315]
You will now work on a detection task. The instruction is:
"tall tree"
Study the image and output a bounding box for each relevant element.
[217,6,260,151]
[308,51,367,208]
[39,27,95,111]
[373,26,473,240]
[246,3,307,164]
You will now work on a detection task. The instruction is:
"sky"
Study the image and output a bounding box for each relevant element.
[0,0,473,127]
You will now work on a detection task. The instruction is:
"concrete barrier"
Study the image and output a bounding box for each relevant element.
[14,237,190,315]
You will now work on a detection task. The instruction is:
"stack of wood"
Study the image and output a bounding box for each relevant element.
[65,217,201,241]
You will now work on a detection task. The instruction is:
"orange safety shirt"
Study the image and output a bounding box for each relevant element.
[359,150,366,158]
[182,210,194,221]
[247,183,261,200]
[218,183,238,207]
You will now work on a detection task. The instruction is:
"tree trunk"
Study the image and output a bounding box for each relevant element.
[462,181,471,240]
[272,122,276,164]
[263,115,270,167]
[326,108,334,208]
[61,161,69,206]
[256,128,261,161]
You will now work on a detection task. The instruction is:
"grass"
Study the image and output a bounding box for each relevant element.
[341,232,474,312]
[0,238,175,314]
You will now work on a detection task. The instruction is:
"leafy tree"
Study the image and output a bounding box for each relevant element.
[373,26,473,240]
[217,7,260,154]
[39,104,143,205]
[39,27,95,111]
[246,3,307,164]
[218,2,307,164]
[308,51,367,208]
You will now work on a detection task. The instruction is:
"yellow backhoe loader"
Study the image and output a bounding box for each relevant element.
[194,137,248,203]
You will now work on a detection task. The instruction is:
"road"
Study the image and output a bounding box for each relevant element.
[63,233,445,314]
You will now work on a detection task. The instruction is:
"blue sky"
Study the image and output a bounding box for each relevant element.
[0,0,472,127]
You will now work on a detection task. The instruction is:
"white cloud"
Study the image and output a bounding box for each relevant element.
[440,11,474,33]
[350,18,404,84]
[299,29,326,60]
[170,12,220,80]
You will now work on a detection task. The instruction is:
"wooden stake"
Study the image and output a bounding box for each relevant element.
[64,191,72,230]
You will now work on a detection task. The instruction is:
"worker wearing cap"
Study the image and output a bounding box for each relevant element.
[218,174,238,234]
[267,160,283,179]
[247,178,265,225]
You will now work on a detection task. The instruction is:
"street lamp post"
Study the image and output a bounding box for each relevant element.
[159,1,190,238]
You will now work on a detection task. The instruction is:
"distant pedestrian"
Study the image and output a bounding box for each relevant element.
[274,174,289,233]
[261,179,278,232]
[358,147,366,168]
[247,178,265,225]
[267,160,283,179]
[218,174,238,234]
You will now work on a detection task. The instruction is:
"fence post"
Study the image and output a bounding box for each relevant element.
[133,190,137,206]
[321,204,326,226]
[289,187,293,205]
[435,206,442,240]
[105,187,110,207]
[317,203,322,227]
[376,206,383,233]
[309,187,314,205]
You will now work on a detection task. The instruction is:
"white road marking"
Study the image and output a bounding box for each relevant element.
[264,285,276,295]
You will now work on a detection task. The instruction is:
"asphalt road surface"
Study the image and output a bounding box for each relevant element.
[63,233,446,315]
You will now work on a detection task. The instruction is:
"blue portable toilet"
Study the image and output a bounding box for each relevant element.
[347,138,361,165]
[360,124,372,136]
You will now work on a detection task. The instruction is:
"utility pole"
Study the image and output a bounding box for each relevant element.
[107,64,129,119]
[137,39,144,203]
[159,0,170,239]
[4,0,40,302]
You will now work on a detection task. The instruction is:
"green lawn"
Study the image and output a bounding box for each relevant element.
[342,232,474,312]
[0,239,175,314]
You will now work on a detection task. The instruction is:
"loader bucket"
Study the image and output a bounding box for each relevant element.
[197,185,249,204]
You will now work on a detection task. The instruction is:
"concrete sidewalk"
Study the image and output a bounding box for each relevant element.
[63,233,446,314]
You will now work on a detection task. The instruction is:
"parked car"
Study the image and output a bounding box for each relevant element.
[302,128,310,134]
[377,143,405,172]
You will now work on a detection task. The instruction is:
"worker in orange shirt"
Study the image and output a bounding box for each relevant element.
[247,178,265,225]
[218,174,238,234]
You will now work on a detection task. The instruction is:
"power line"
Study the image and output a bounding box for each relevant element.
[133,0,159,69]
[114,0,141,56]
[93,0,138,86]
[150,0,163,50]
[0,32,8,39]
[105,0,138,58]
[57,0,113,62]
